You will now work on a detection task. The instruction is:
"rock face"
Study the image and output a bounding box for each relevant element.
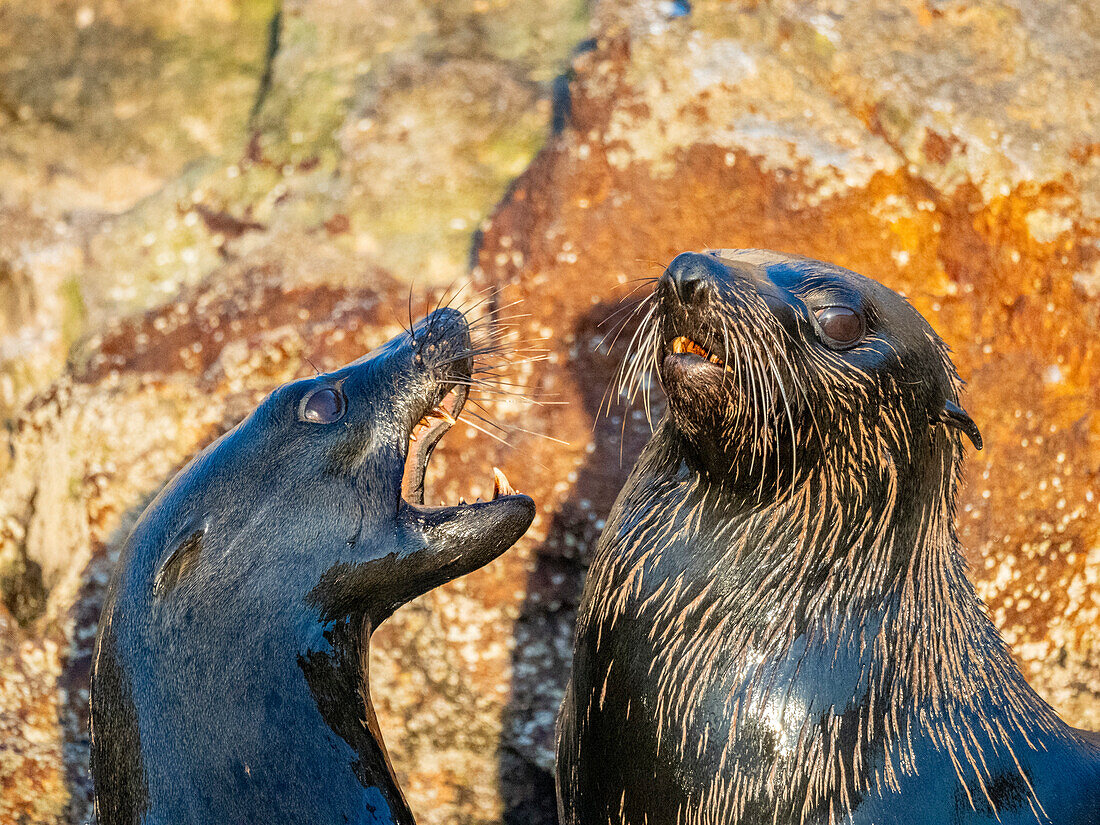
[1,1,1098,825]
[0,1,586,822]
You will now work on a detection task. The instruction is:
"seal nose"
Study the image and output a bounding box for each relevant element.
[663,252,718,304]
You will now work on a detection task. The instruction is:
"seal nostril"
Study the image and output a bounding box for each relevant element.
[664,253,715,305]
[678,274,709,303]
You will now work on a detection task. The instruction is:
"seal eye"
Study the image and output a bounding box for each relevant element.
[301,387,346,424]
[815,306,865,348]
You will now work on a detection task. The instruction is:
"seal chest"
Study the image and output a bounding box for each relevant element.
[90,307,535,824]
[556,250,1100,825]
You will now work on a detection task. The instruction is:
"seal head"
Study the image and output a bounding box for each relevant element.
[91,307,535,825]
[654,249,981,496]
[557,250,1100,825]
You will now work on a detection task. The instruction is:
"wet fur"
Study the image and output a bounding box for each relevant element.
[557,250,1100,825]
[90,306,535,825]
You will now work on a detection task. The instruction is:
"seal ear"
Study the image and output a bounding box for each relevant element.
[939,399,982,450]
[154,518,207,598]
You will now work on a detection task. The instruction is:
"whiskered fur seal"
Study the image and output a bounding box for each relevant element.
[556,250,1100,825]
[90,307,535,824]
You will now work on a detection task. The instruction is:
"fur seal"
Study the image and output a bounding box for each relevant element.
[90,307,535,824]
[556,250,1100,825]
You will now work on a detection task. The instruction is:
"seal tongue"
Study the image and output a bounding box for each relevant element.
[402,386,529,510]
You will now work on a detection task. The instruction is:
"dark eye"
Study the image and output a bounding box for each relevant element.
[300,387,346,424]
[815,306,865,348]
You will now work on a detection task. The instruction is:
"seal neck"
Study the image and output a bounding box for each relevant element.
[297,616,416,824]
[661,418,1056,721]
[591,416,1070,816]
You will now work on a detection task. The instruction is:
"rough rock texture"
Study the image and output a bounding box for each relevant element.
[1,1,1098,824]
[478,0,1100,819]
[0,1,585,823]
[0,0,586,413]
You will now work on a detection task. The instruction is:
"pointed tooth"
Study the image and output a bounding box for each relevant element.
[492,466,516,499]
[426,405,456,424]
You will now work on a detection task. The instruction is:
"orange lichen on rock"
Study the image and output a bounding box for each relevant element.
[1,2,1098,824]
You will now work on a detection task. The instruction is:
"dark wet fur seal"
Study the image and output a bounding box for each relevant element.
[90,307,534,824]
[556,250,1100,825]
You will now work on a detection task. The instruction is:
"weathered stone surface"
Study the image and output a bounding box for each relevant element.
[474,5,1099,819]
[0,0,586,408]
[0,0,276,418]
[0,1,585,823]
[0,609,65,824]
[1,1,1098,824]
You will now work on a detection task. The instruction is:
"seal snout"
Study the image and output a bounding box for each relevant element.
[662,251,720,305]
[656,254,734,382]
[394,308,530,522]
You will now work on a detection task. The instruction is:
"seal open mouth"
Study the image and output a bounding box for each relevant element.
[368,305,534,610]
[400,332,521,509]
[669,335,731,372]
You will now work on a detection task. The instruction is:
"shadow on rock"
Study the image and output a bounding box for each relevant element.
[498,298,659,825]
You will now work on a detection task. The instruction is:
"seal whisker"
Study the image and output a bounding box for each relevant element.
[406,284,417,343]
[432,353,550,374]
[758,324,806,493]
[92,304,537,824]
[444,384,542,404]
[771,322,828,461]
[641,309,662,427]
[431,276,465,318]
[560,250,1091,825]
[595,284,658,335]
[619,324,647,415]
[614,303,655,401]
[605,300,659,423]
[720,312,731,396]
[456,414,515,447]
[596,293,655,358]
[761,345,797,494]
[596,280,660,328]
[390,300,414,340]
[449,374,542,391]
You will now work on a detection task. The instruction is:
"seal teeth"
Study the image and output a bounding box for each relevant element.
[492,467,516,500]
[671,335,724,366]
[428,404,457,425]
[410,404,457,444]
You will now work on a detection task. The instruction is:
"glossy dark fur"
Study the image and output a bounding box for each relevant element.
[556,250,1100,825]
[90,308,535,824]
